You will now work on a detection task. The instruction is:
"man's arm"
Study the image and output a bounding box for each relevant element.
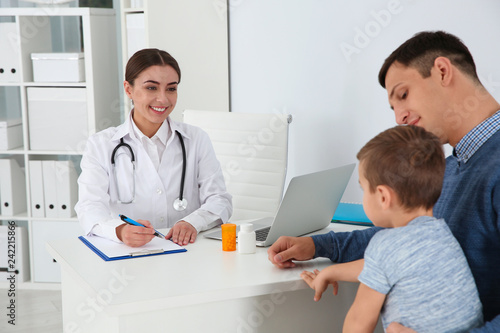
[470,315,500,333]
[311,227,382,263]
[268,226,382,269]
[344,283,385,333]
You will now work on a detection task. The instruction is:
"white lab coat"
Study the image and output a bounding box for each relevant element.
[75,115,232,242]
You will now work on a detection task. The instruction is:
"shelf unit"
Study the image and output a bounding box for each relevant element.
[0,7,120,288]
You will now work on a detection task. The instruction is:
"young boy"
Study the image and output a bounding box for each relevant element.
[301,126,483,332]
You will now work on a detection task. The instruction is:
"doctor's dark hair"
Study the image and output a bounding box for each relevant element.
[357,125,445,211]
[378,31,480,88]
[125,48,181,86]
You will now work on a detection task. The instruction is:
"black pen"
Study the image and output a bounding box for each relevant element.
[119,214,165,239]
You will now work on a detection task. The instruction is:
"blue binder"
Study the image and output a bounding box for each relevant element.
[332,202,373,226]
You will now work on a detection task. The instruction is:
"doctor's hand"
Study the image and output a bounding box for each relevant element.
[116,219,156,247]
[267,236,316,268]
[166,221,197,246]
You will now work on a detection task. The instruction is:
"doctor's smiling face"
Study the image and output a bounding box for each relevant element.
[124,64,179,138]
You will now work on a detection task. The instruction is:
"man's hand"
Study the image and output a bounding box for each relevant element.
[267,236,315,268]
[116,219,155,247]
[386,322,417,333]
[166,221,197,245]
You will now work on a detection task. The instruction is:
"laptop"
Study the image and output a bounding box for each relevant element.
[203,163,355,247]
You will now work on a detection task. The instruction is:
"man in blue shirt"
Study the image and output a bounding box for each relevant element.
[268,31,500,332]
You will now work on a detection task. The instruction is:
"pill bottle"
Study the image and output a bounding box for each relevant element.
[238,223,256,254]
[221,223,236,251]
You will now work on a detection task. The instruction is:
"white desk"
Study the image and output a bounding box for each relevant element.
[47,223,383,333]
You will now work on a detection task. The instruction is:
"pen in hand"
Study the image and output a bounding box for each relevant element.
[119,214,165,239]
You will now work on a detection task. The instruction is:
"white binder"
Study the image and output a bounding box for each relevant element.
[0,158,27,216]
[0,22,21,83]
[42,160,58,218]
[55,160,78,218]
[29,160,45,218]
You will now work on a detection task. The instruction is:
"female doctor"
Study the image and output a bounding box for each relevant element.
[75,48,232,247]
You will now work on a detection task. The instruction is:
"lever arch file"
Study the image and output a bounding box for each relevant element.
[0,158,27,216]
[55,160,78,218]
[42,160,58,218]
[29,160,45,218]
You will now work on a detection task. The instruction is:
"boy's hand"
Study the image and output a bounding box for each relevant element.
[300,268,339,301]
[387,323,417,333]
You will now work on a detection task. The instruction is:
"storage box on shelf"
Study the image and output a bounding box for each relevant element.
[0,7,120,288]
[0,118,22,150]
[31,52,85,83]
[27,87,88,151]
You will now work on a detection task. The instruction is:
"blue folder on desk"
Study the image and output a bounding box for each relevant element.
[79,235,186,261]
[332,202,373,226]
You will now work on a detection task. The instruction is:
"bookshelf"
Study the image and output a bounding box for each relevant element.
[0,7,120,288]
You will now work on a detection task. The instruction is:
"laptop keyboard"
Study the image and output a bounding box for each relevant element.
[255,227,271,242]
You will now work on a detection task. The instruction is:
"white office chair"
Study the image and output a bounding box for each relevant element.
[183,110,292,222]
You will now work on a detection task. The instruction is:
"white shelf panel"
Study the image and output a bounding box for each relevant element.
[0,149,26,155]
[0,82,22,87]
[0,213,28,220]
[23,82,87,88]
[0,149,84,155]
[0,75,88,88]
[0,7,115,17]
[0,216,79,222]
[24,150,85,155]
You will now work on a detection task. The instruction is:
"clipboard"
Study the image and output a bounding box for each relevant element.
[79,235,187,261]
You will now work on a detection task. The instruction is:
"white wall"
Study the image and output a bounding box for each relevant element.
[229,0,500,202]
[145,0,230,121]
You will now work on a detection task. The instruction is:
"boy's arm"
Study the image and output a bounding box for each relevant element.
[343,283,385,333]
[301,259,365,301]
[327,259,365,281]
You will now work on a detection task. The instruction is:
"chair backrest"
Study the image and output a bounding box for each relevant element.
[183,110,292,221]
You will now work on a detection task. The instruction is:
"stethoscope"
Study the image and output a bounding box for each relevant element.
[111,131,188,211]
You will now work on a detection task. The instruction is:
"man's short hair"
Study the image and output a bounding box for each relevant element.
[378,31,479,88]
[357,125,445,211]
